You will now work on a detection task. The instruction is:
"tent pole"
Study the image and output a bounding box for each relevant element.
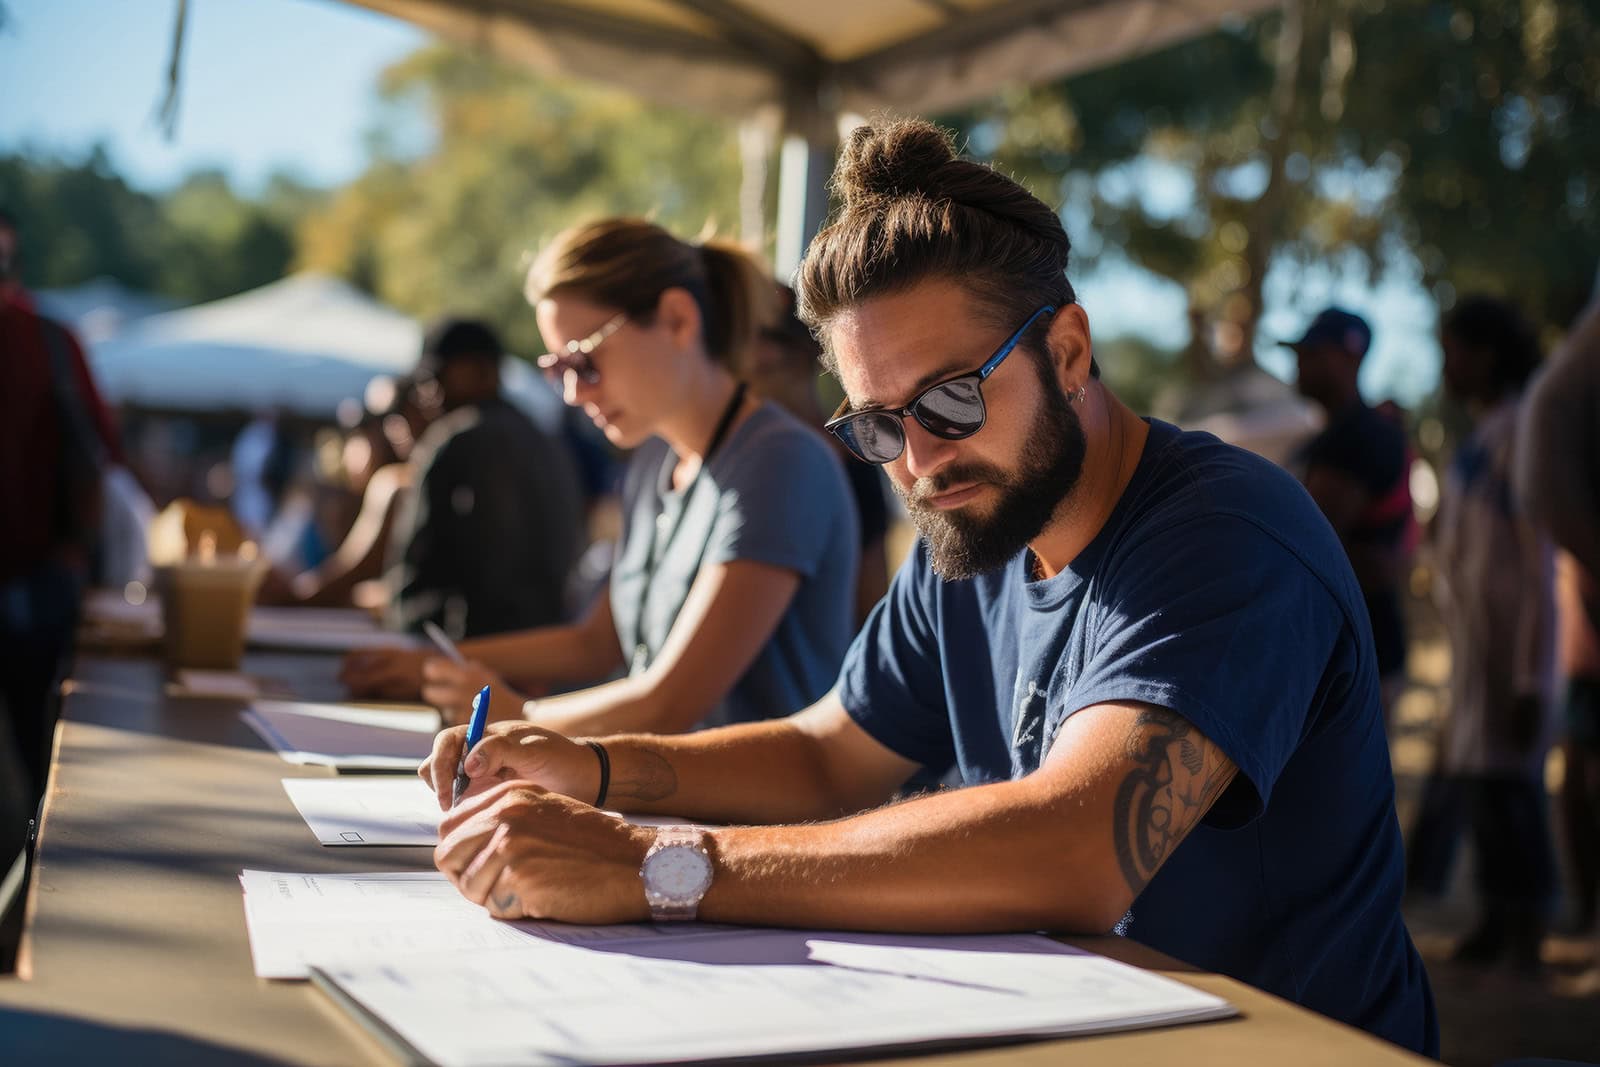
[774,134,834,283]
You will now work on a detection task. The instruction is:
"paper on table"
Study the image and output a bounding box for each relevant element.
[168,670,262,699]
[280,777,717,847]
[238,870,732,980]
[281,778,441,846]
[246,605,417,653]
[805,933,1236,1014]
[243,700,439,771]
[308,929,1235,1067]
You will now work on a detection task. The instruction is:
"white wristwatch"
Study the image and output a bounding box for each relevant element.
[640,826,713,922]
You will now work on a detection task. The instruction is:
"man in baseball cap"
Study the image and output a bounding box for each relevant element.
[1287,307,1414,727]
[377,316,585,643]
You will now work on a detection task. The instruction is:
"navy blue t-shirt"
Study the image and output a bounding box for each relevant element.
[839,420,1437,1055]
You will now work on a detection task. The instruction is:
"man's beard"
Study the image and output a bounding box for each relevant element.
[896,374,1087,581]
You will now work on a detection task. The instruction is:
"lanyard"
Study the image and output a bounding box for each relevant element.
[629,380,748,673]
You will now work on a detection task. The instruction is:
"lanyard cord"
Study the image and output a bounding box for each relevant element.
[628,380,748,671]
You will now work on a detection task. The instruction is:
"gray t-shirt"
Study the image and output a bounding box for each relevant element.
[610,401,859,728]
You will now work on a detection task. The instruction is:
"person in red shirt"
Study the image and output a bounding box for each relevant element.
[0,208,109,814]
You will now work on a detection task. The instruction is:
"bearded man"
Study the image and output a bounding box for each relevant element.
[420,119,1437,1056]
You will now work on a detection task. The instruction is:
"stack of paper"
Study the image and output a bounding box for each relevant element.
[238,870,731,980]
[306,927,1236,1066]
[243,700,439,771]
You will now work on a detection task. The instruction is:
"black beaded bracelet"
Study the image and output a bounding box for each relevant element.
[585,740,611,808]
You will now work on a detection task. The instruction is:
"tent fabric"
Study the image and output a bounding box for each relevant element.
[34,278,179,344]
[347,0,1278,133]
[85,271,566,429]
[87,273,422,416]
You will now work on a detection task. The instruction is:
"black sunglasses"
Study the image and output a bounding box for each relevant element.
[824,305,1056,465]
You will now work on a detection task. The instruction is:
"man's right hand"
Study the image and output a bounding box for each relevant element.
[419,721,602,812]
[339,647,430,699]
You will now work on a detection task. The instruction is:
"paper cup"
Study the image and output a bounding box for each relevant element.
[155,556,268,670]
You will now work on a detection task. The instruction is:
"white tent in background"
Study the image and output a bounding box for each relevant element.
[35,277,179,344]
[86,271,564,430]
[87,272,421,416]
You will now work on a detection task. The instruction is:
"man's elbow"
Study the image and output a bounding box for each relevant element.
[1013,861,1135,935]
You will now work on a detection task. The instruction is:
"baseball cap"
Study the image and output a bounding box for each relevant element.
[1280,307,1372,360]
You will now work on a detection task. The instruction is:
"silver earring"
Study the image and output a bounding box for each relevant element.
[1074,385,1087,404]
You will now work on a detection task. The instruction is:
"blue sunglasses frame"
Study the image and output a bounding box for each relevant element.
[825,304,1057,465]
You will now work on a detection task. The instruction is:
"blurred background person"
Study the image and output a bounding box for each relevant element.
[1422,294,1557,971]
[343,219,859,735]
[1287,307,1415,724]
[382,317,585,640]
[1516,278,1600,935]
[742,283,889,624]
[0,207,109,819]
[262,376,433,610]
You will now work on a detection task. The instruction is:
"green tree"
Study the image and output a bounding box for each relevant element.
[946,0,1600,351]
[0,148,311,304]
[296,45,748,357]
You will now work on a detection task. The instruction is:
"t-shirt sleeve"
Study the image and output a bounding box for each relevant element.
[703,424,857,579]
[836,540,958,772]
[1064,514,1352,825]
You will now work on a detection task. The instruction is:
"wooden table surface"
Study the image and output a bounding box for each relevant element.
[0,649,1433,1065]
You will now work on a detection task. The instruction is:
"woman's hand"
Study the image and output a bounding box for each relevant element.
[419,657,527,726]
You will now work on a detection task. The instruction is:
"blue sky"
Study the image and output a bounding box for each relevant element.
[0,0,1441,403]
[1,0,423,191]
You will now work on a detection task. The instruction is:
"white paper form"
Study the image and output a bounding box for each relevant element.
[309,930,1235,1067]
[243,700,439,771]
[805,933,1235,1020]
[238,869,731,980]
[281,778,441,845]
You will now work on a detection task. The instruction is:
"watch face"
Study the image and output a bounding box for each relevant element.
[644,844,712,900]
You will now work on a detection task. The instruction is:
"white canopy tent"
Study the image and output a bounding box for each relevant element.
[35,277,179,344]
[87,271,565,429]
[343,0,1280,274]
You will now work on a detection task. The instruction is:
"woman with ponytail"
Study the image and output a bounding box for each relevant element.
[343,219,859,736]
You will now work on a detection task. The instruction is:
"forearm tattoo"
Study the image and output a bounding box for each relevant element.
[610,747,678,802]
[1112,707,1236,897]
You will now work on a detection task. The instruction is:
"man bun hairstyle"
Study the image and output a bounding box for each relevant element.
[796,117,1083,375]
[527,217,774,370]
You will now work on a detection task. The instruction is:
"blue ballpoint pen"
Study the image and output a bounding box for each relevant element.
[451,684,491,807]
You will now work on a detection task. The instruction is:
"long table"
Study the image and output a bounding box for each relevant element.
[0,649,1431,1065]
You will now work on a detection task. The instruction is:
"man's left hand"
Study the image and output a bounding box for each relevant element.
[434,780,653,923]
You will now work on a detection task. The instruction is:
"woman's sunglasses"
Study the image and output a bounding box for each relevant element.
[536,312,628,386]
[824,304,1056,465]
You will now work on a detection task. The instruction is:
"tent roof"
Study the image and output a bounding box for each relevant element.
[113,271,422,372]
[34,277,180,344]
[87,272,565,426]
[347,0,1277,132]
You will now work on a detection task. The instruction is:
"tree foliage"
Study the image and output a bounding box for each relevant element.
[0,147,311,304]
[294,45,748,357]
[946,0,1600,343]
